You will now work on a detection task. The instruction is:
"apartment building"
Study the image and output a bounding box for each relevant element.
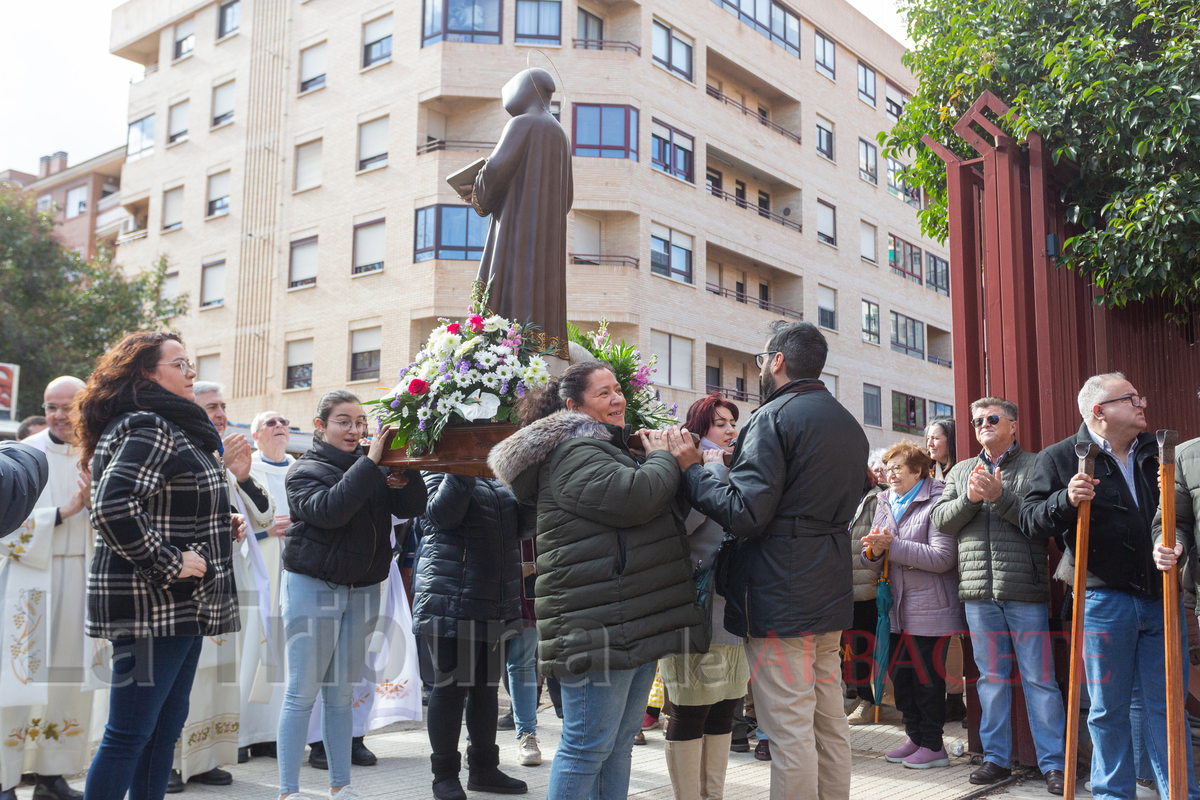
[5,148,129,260]
[109,0,953,447]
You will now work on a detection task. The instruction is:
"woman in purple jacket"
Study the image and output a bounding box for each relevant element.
[863,441,965,771]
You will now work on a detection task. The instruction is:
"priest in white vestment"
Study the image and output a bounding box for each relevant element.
[0,377,93,800]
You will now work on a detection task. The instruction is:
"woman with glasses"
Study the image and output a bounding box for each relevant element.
[76,332,246,800]
[277,390,427,800]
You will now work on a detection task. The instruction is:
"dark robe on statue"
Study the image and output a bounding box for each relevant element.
[471,68,573,360]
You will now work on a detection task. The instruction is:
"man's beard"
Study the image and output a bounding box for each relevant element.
[760,371,777,399]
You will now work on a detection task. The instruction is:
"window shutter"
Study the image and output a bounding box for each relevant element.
[197,354,220,382]
[352,327,382,354]
[162,187,183,228]
[175,18,195,42]
[860,221,876,262]
[364,15,393,44]
[207,171,230,203]
[355,222,386,268]
[287,339,314,367]
[817,203,835,240]
[575,214,600,255]
[301,42,327,82]
[161,273,180,300]
[201,262,225,304]
[169,101,189,138]
[651,222,671,241]
[213,82,235,120]
[650,331,671,381]
[670,336,693,389]
[290,239,318,283]
[818,285,835,311]
[359,117,389,161]
[295,140,322,190]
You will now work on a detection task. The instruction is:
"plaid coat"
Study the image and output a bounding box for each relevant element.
[87,410,240,638]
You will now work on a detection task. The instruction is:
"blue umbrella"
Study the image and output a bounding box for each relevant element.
[871,554,893,724]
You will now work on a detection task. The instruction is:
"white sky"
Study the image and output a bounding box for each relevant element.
[0,0,910,174]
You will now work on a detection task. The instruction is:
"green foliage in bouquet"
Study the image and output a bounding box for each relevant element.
[568,320,678,431]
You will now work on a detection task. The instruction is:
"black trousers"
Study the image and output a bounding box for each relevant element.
[846,599,879,704]
[665,698,740,742]
[888,632,947,752]
[423,635,505,756]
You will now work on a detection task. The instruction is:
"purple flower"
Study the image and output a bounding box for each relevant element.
[390,398,401,409]
[516,383,525,398]
[458,360,470,374]
[418,421,427,431]
[499,381,509,395]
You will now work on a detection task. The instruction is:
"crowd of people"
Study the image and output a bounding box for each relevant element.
[0,320,1198,800]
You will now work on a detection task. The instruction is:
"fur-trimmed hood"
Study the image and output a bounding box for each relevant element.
[488,411,612,497]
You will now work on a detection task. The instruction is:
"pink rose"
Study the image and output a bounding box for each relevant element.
[408,378,430,396]
[446,322,462,335]
[468,315,484,333]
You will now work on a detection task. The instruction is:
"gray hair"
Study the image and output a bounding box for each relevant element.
[313,390,360,441]
[1078,372,1127,422]
[193,381,224,397]
[868,447,887,469]
[969,397,1018,421]
[251,410,282,435]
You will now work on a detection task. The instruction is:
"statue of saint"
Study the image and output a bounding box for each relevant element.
[460,68,573,371]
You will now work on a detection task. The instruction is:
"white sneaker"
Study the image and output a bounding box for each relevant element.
[329,787,365,800]
[517,732,542,766]
[846,699,874,725]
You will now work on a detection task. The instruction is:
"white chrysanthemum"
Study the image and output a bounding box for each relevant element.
[417,406,432,421]
[496,363,517,381]
[483,315,506,333]
[455,337,483,358]
[521,358,550,388]
[436,397,455,416]
[464,369,483,385]
[432,332,460,359]
[476,351,500,369]
[481,372,503,390]
[492,344,512,358]
[448,390,465,405]
[418,361,439,381]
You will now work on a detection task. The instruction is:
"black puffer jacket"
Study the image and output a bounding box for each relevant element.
[412,473,533,640]
[283,439,427,587]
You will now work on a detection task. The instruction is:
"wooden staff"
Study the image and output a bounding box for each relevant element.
[1064,442,1099,797]
[1159,429,1185,799]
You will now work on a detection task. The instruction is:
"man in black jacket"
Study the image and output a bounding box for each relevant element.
[0,441,47,538]
[668,320,869,800]
[1020,372,1200,798]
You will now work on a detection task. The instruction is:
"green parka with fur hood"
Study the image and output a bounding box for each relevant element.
[488,410,703,678]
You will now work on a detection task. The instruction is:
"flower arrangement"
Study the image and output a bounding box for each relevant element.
[568,320,678,431]
[366,300,552,457]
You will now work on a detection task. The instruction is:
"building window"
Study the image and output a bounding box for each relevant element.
[206,172,230,217]
[705,365,720,390]
[36,195,53,213]
[927,253,950,296]
[174,19,195,59]
[931,401,953,420]
[218,0,240,38]
[65,186,88,219]
[350,328,382,382]
[162,187,183,231]
[650,224,693,283]
[890,311,924,358]
[127,115,155,161]
[358,117,389,170]
[888,234,923,283]
[863,384,882,426]
[286,340,313,389]
[862,300,880,344]
[710,0,800,58]
[516,0,561,44]
[757,190,771,218]
[817,285,837,330]
[289,237,318,288]
[858,62,876,105]
[573,104,638,160]
[820,373,838,397]
[414,205,490,261]
[212,81,235,126]
[161,272,180,301]
[814,30,835,79]
[197,354,221,382]
[816,200,836,246]
[577,8,603,45]
[859,139,877,184]
[300,43,327,92]
[860,221,877,263]
[759,283,770,309]
[423,0,501,46]
[200,260,225,308]
[887,158,921,207]
[294,140,322,191]
[816,119,834,160]
[652,20,693,81]
[168,101,189,144]
[363,15,393,67]
[650,330,693,389]
[892,391,925,434]
[886,83,907,121]
[705,167,722,195]
[651,120,693,182]
[353,219,386,274]
[574,213,601,262]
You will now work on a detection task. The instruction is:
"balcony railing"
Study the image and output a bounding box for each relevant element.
[570,253,640,268]
[116,228,148,244]
[707,187,801,233]
[572,39,641,55]
[705,283,802,319]
[130,63,159,84]
[705,85,802,145]
[416,139,497,155]
[927,354,952,368]
[706,384,761,404]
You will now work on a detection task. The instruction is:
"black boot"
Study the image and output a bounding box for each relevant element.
[187,768,231,786]
[431,752,466,800]
[945,693,967,722]
[351,735,377,766]
[466,744,527,795]
[309,740,328,770]
[238,747,250,764]
[165,770,184,794]
[249,741,277,758]
[32,775,84,800]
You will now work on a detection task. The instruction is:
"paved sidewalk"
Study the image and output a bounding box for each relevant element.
[15,704,1093,800]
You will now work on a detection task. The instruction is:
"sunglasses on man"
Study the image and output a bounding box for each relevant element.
[971,414,1011,429]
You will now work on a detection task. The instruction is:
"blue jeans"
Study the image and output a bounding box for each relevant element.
[546,661,657,800]
[506,626,539,737]
[965,599,1066,772]
[1084,588,1200,799]
[84,636,203,800]
[277,570,381,794]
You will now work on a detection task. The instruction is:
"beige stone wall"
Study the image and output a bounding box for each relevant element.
[112,0,953,449]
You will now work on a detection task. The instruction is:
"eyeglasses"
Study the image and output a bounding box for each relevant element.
[327,419,367,432]
[971,414,1010,429]
[883,465,905,476]
[754,351,779,368]
[158,359,195,375]
[1097,393,1148,409]
[41,403,70,414]
[262,418,290,429]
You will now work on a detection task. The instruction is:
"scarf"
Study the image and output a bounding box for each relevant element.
[116,381,223,454]
[888,478,925,523]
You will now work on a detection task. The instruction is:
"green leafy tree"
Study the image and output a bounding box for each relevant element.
[0,184,188,416]
[885,0,1200,311]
